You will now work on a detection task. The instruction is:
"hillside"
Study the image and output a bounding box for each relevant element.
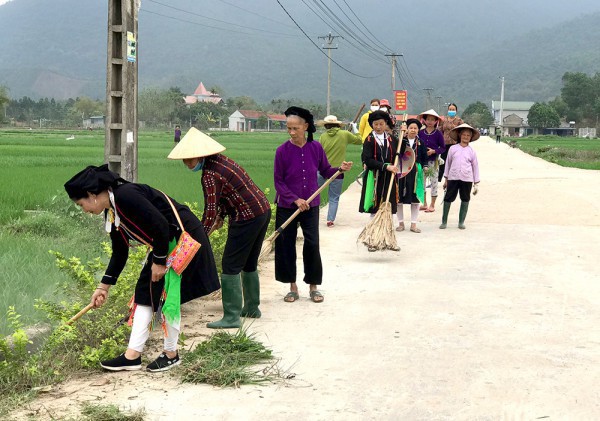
[1,0,600,110]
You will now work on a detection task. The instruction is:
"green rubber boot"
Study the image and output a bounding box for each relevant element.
[439,201,451,229]
[458,201,469,230]
[240,270,261,318]
[207,273,242,329]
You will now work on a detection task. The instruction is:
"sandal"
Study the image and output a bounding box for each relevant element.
[326,221,334,227]
[396,224,405,232]
[284,291,299,303]
[410,227,421,233]
[424,207,435,213]
[309,290,324,303]
[419,205,428,211]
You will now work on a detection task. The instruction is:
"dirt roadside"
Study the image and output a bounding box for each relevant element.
[11,137,600,420]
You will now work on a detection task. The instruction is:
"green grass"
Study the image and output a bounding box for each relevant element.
[0,128,362,333]
[511,135,600,170]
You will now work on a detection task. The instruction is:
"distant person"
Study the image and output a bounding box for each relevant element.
[397,119,428,233]
[438,103,464,182]
[358,98,380,142]
[168,128,271,329]
[495,126,502,143]
[274,106,353,303]
[174,125,181,143]
[64,165,219,372]
[318,115,362,227]
[417,109,446,213]
[440,124,480,230]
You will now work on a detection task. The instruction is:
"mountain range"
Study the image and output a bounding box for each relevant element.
[1,0,600,113]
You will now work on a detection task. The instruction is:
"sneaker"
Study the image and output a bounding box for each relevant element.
[100,353,142,371]
[326,221,334,227]
[146,352,181,372]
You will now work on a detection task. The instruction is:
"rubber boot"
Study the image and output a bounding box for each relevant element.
[207,273,242,329]
[458,201,469,230]
[439,201,451,229]
[240,270,261,318]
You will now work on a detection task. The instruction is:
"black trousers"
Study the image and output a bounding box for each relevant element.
[444,180,473,203]
[222,210,271,275]
[275,206,323,285]
[438,149,449,182]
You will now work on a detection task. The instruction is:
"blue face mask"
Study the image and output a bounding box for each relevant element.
[191,159,204,172]
[448,110,457,118]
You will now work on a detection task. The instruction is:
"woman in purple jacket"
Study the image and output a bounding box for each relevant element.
[274,106,352,303]
[418,109,446,213]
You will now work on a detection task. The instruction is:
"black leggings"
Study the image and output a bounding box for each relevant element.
[222,210,271,274]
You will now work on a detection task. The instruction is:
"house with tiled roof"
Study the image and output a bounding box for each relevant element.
[228,110,286,132]
[184,82,223,105]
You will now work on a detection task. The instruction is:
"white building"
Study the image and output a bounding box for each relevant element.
[491,100,535,137]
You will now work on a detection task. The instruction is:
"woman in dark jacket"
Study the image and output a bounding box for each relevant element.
[397,119,429,233]
[359,110,404,216]
[64,164,219,372]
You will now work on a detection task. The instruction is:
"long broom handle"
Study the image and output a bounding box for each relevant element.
[66,303,94,325]
[352,103,366,124]
[384,114,409,203]
[269,169,343,238]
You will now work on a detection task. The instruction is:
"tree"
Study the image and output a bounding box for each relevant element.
[527,102,560,129]
[73,96,103,119]
[462,101,494,128]
[0,86,9,122]
[561,72,596,118]
[548,96,568,118]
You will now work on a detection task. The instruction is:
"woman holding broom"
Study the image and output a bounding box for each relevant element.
[168,128,271,329]
[397,118,429,233]
[359,110,404,218]
[64,164,219,372]
[274,106,352,303]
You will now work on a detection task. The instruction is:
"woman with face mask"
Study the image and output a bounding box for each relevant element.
[358,98,380,142]
[168,128,271,329]
[438,103,464,182]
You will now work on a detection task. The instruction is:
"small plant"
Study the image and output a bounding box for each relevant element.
[78,402,145,421]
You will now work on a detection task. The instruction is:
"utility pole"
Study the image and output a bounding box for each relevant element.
[435,96,442,114]
[423,88,433,110]
[106,0,139,182]
[499,76,505,129]
[384,53,403,110]
[318,33,341,116]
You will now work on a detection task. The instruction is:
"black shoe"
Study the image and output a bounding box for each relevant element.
[146,352,181,372]
[100,353,142,371]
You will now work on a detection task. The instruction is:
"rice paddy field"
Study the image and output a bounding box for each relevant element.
[0,128,363,333]
[510,135,600,170]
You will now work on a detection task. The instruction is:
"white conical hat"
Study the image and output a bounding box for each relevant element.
[167,127,226,160]
[417,109,441,120]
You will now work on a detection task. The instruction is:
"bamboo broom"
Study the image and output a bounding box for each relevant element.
[358,115,408,252]
[258,169,343,262]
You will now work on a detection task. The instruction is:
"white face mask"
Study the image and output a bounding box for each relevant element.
[370,105,379,112]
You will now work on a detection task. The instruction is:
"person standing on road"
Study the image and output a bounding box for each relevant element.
[168,128,271,329]
[359,110,403,217]
[495,125,502,143]
[418,109,446,213]
[358,98,380,142]
[440,124,480,230]
[438,103,464,182]
[274,106,353,304]
[397,119,428,233]
[64,164,219,372]
[318,115,362,227]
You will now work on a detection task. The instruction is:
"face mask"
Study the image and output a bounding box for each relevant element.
[370,105,379,112]
[191,159,204,172]
[448,110,457,118]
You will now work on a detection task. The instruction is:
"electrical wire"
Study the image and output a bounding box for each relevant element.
[340,0,394,53]
[331,0,391,54]
[276,0,382,79]
[213,0,300,31]
[146,0,300,37]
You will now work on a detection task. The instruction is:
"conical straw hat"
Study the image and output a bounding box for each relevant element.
[168,127,226,160]
[417,109,441,121]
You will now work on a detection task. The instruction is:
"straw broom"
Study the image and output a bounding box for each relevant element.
[258,169,343,262]
[358,115,408,252]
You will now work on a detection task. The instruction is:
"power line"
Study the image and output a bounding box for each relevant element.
[340,0,394,53]
[146,0,300,37]
[276,0,381,79]
[399,56,422,92]
[331,0,391,54]
[214,0,301,31]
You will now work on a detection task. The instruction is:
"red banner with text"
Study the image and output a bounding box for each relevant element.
[394,90,407,111]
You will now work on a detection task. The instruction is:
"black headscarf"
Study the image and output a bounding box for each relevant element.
[64,164,128,199]
[405,118,423,130]
[284,106,316,142]
[368,110,394,129]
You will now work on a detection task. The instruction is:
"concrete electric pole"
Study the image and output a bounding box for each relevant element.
[499,76,505,129]
[435,96,442,114]
[423,88,433,110]
[384,53,402,109]
[106,0,139,182]
[318,33,341,116]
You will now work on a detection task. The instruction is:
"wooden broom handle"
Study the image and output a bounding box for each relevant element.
[384,114,409,203]
[352,103,366,124]
[67,303,94,325]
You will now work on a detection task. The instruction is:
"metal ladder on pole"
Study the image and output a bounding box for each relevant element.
[105,0,138,182]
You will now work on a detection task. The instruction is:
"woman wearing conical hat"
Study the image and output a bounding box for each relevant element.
[418,109,446,213]
[169,128,271,328]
